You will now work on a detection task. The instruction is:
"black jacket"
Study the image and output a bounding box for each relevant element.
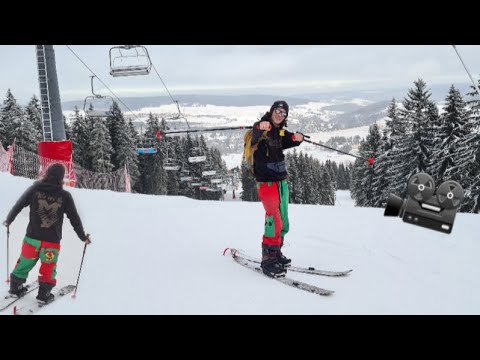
[251,114,301,182]
[6,180,87,243]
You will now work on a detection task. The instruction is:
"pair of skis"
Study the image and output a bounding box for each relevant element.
[224,248,352,296]
[0,281,75,315]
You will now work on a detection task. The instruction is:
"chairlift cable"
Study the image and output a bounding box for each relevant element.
[452,45,480,97]
[151,63,190,130]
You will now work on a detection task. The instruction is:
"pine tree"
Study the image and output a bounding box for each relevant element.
[1,89,25,148]
[400,79,437,176]
[319,166,335,205]
[337,163,347,189]
[296,152,307,203]
[88,118,114,173]
[137,113,166,195]
[63,114,72,140]
[430,85,470,183]
[383,99,401,151]
[460,80,480,212]
[25,95,43,143]
[286,150,299,203]
[375,99,404,201]
[106,101,139,186]
[240,161,258,201]
[311,158,321,204]
[351,123,381,207]
[384,80,438,199]
[70,107,92,169]
[15,111,38,153]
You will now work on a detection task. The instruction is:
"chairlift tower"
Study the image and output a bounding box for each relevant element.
[35,45,66,141]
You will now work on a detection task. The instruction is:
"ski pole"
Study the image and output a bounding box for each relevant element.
[303,138,374,164]
[5,226,9,283]
[72,241,88,298]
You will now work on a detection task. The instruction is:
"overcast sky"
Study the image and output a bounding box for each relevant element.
[1,45,479,104]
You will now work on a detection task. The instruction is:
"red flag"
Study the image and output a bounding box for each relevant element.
[156,130,161,139]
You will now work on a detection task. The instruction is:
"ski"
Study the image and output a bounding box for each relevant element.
[0,280,40,312]
[228,248,352,277]
[230,250,334,296]
[13,284,76,315]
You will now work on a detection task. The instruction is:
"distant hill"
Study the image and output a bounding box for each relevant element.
[294,82,474,103]
[61,82,475,112]
[62,94,312,112]
[330,100,390,129]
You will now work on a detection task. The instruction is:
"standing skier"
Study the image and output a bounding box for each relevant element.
[3,163,91,303]
[251,100,304,277]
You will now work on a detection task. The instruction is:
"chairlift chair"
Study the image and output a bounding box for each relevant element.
[109,45,152,77]
[136,147,157,154]
[188,147,207,163]
[163,158,180,171]
[83,76,114,118]
[206,186,222,192]
[202,170,216,177]
[136,133,158,155]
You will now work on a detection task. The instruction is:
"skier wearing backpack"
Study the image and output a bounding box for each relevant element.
[251,100,304,278]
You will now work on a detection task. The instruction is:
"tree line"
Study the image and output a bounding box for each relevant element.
[0,91,227,201]
[351,79,480,213]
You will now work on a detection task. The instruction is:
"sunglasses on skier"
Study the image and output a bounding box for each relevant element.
[274,108,287,117]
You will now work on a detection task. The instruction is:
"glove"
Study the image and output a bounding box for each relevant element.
[84,233,92,245]
[292,133,304,142]
[2,220,9,227]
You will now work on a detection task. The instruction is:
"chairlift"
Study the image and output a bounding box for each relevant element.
[166,100,182,120]
[109,45,152,77]
[136,147,157,154]
[83,76,114,118]
[180,176,193,182]
[188,147,206,163]
[202,170,216,177]
[163,158,180,171]
[205,186,222,192]
[136,133,158,155]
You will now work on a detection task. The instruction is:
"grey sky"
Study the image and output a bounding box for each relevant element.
[1,45,480,104]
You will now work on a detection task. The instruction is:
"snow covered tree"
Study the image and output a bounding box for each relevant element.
[63,114,72,140]
[401,79,438,174]
[25,95,43,143]
[1,90,25,148]
[460,81,480,212]
[382,80,438,199]
[241,161,258,201]
[88,118,114,173]
[336,163,349,190]
[285,150,300,203]
[351,123,381,207]
[319,166,335,205]
[70,107,92,169]
[430,85,469,183]
[137,113,166,195]
[106,101,139,186]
